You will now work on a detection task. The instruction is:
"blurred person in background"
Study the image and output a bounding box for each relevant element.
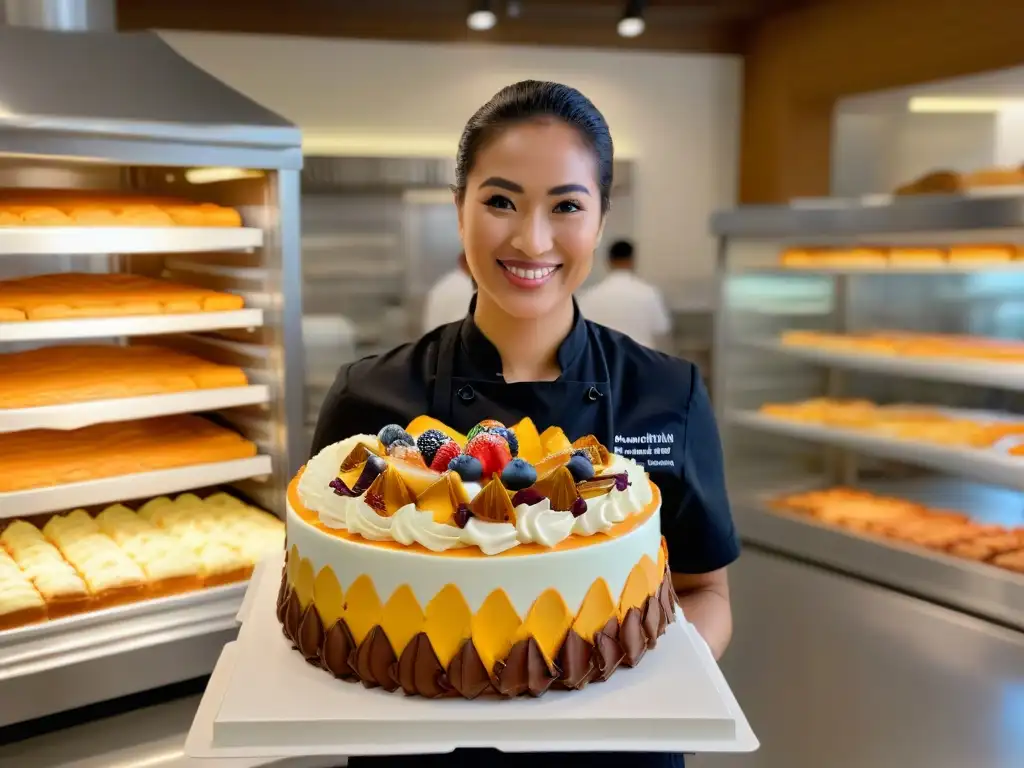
[422,251,475,332]
[578,239,672,351]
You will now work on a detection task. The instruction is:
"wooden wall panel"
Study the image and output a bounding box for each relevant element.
[740,0,1024,202]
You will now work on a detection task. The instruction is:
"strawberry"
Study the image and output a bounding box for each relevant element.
[430,440,463,473]
[464,432,513,478]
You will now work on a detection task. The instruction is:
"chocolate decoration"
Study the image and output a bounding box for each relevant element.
[642,595,662,650]
[659,572,677,624]
[494,637,557,698]
[557,629,596,690]
[392,633,451,699]
[593,618,625,682]
[447,640,492,699]
[321,620,358,679]
[283,590,302,643]
[354,626,399,691]
[620,607,648,667]
[297,605,325,661]
[275,577,289,624]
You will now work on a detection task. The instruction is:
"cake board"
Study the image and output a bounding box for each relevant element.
[185,553,758,760]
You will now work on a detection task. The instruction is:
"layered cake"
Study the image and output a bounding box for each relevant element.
[279,416,675,699]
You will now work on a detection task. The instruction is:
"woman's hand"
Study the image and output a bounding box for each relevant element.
[672,568,733,660]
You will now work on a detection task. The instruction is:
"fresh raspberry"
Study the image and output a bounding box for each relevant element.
[464,432,513,479]
[430,440,462,473]
[416,429,452,466]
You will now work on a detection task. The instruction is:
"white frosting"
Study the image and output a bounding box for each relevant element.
[286,499,663,615]
[391,505,463,552]
[515,499,575,547]
[300,436,652,555]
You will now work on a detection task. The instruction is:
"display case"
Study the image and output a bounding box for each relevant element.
[711,193,1024,631]
[0,25,302,728]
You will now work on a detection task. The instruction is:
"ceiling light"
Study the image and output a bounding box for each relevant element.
[618,0,646,38]
[908,96,1024,113]
[467,0,497,31]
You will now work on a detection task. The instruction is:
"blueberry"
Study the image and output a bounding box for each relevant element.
[495,427,519,457]
[567,454,595,483]
[416,429,451,466]
[500,458,537,491]
[448,454,483,482]
[378,424,413,448]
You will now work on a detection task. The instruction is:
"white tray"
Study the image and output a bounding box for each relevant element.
[0,386,270,433]
[0,455,273,518]
[0,227,262,255]
[185,554,758,759]
[0,310,265,342]
[729,410,1024,491]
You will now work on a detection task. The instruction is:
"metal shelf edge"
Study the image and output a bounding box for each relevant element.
[734,502,1024,631]
[0,309,265,342]
[0,227,263,255]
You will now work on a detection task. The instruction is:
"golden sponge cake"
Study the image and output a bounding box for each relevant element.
[0,344,248,409]
[1,520,91,617]
[0,416,258,493]
[0,548,47,630]
[0,272,244,322]
[0,190,242,228]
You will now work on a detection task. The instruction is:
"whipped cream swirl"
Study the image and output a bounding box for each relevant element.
[298,436,652,555]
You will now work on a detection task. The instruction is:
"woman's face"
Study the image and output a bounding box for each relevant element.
[458,119,604,321]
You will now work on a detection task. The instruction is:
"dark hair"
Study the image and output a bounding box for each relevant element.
[454,80,614,213]
[609,239,634,263]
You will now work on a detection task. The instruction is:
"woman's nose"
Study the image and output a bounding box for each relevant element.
[510,211,553,257]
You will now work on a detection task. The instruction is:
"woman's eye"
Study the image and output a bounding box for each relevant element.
[553,199,582,214]
[484,195,515,211]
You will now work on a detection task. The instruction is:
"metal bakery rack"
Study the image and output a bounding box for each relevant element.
[711,194,1024,628]
[0,24,302,729]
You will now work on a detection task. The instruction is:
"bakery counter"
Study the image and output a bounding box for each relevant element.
[728,478,1024,631]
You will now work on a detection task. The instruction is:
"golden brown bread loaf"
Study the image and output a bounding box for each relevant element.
[0,344,248,409]
[0,190,242,227]
[0,272,244,321]
[0,416,257,493]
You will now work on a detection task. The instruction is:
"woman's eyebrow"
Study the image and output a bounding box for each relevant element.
[480,177,523,193]
[548,184,591,196]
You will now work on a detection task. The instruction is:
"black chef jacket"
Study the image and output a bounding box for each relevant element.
[310,300,740,768]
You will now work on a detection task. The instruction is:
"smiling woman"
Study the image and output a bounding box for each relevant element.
[315,80,738,768]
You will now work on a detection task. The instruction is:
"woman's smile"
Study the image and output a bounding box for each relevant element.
[497,259,562,289]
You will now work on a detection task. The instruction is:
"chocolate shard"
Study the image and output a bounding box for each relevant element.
[391,633,452,699]
[658,571,677,625]
[593,617,625,682]
[297,605,325,662]
[642,595,662,650]
[620,607,648,667]
[354,626,399,691]
[322,620,358,680]
[276,579,290,625]
[557,629,596,690]
[494,637,557,698]
[448,640,492,699]
[283,590,302,644]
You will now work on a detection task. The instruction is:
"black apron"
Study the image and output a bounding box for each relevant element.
[430,319,615,445]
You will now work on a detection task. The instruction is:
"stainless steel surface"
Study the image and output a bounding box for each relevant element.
[0,586,245,727]
[0,692,342,768]
[710,193,1024,238]
[2,0,115,32]
[692,548,1024,768]
[0,27,301,168]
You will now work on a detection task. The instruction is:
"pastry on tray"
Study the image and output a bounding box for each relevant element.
[0,492,284,630]
[0,190,241,227]
[0,344,248,409]
[0,415,257,493]
[0,272,244,322]
[280,416,673,699]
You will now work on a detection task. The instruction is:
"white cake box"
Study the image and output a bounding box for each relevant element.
[186,553,758,759]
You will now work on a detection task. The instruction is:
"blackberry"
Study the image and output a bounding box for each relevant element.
[378,424,413,448]
[416,429,451,466]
